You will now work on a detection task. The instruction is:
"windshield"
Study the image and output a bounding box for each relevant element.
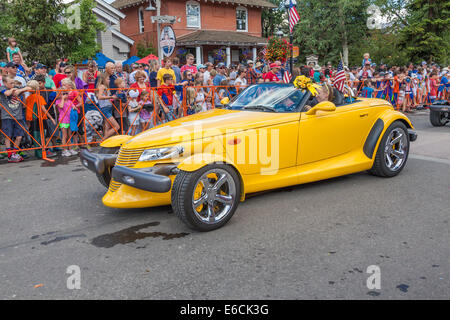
[228,84,306,112]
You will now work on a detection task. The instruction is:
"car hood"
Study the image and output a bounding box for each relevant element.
[124,109,299,149]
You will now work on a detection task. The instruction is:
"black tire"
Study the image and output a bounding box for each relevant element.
[96,147,119,188]
[171,164,241,232]
[369,121,410,177]
[430,110,447,127]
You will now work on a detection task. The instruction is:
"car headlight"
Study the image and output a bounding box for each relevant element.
[138,146,184,162]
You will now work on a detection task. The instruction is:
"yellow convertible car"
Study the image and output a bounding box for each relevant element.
[81,82,417,231]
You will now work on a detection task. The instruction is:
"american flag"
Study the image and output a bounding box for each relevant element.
[283,71,292,83]
[333,60,346,92]
[261,47,267,57]
[288,0,300,33]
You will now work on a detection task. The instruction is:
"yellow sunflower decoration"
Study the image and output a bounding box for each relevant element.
[293,76,321,96]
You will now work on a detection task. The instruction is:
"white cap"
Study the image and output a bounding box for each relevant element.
[129,89,139,98]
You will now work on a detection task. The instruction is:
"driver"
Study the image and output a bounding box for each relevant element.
[304,83,344,111]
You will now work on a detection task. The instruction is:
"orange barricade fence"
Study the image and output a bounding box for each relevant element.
[0,82,447,161]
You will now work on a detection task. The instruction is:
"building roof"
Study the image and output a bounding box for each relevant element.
[177,30,268,46]
[112,0,277,10]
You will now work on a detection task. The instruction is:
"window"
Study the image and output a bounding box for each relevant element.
[138,7,144,33]
[236,7,247,32]
[186,1,200,28]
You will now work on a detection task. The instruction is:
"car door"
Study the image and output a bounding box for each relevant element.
[224,113,300,175]
[297,100,377,166]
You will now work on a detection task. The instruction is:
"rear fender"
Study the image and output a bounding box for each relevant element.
[100,135,132,148]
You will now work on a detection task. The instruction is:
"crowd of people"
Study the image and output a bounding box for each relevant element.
[0,35,449,163]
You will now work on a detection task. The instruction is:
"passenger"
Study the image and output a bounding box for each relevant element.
[304,83,344,111]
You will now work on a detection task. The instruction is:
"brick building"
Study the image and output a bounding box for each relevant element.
[112,0,276,65]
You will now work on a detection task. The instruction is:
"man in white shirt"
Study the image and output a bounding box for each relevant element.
[203,62,214,86]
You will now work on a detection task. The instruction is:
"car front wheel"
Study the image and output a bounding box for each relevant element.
[369,121,410,177]
[171,164,241,232]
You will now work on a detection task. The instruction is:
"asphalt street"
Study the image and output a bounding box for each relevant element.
[0,111,449,299]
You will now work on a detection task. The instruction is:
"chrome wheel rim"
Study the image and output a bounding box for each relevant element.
[384,128,408,171]
[192,169,236,224]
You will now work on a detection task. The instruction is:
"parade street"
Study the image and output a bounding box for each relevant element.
[0,111,449,299]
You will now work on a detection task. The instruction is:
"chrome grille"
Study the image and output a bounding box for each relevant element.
[115,148,144,167]
[109,179,121,192]
[109,148,144,193]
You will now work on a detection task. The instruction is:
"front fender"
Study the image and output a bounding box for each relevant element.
[365,110,415,159]
[177,153,233,172]
[100,135,132,148]
[177,153,245,201]
[378,109,414,130]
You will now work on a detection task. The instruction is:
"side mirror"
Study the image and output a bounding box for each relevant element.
[305,101,336,115]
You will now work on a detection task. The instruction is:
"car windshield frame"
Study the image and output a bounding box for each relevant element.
[227,83,309,113]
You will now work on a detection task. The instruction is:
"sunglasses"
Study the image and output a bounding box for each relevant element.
[65,72,72,75]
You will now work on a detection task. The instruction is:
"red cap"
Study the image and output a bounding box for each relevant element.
[270,63,278,69]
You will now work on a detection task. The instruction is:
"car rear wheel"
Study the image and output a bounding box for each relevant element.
[369,121,410,177]
[96,147,119,188]
[171,164,241,232]
[430,110,448,127]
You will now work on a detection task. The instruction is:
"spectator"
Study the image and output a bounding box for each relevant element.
[11,52,30,78]
[31,64,55,89]
[0,76,31,162]
[157,73,185,122]
[203,62,214,86]
[53,62,68,88]
[234,69,247,88]
[127,89,141,135]
[6,38,24,64]
[172,57,182,83]
[96,73,120,139]
[263,63,281,83]
[115,62,128,86]
[157,57,176,87]
[65,65,87,90]
[180,53,198,75]
[113,77,129,135]
[128,63,140,84]
[83,61,99,92]
[148,60,159,88]
[197,64,206,75]
[5,62,26,87]
[246,60,259,85]
[213,63,227,86]
[362,53,372,68]
[138,90,153,130]
[130,71,149,96]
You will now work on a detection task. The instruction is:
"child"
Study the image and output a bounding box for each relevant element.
[428,72,439,103]
[202,95,213,112]
[185,87,197,116]
[60,78,81,154]
[361,80,375,98]
[138,90,153,131]
[362,53,371,68]
[127,89,141,135]
[157,74,185,122]
[215,79,230,107]
[56,91,76,157]
[6,38,24,63]
[25,80,56,158]
[0,76,31,162]
[113,77,129,135]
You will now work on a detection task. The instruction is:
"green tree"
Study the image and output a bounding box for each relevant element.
[293,0,370,66]
[261,0,287,38]
[4,0,104,66]
[399,0,450,64]
[136,40,157,58]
